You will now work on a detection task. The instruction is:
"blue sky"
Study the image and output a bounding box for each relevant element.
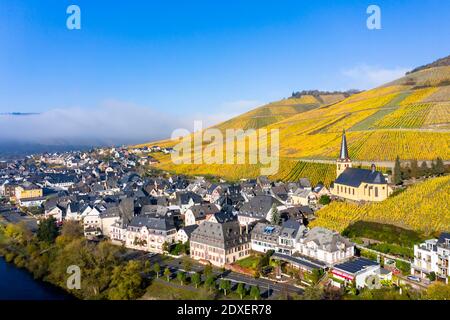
[0,0,449,144]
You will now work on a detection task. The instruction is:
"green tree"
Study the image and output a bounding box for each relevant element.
[205,275,216,292]
[37,217,59,243]
[301,285,324,300]
[425,282,450,300]
[318,195,331,205]
[410,159,419,179]
[219,279,231,296]
[250,285,261,300]
[393,156,402,185]
[270,204,280,225]
[153,262,161,278]
[427,272,436,282]
[177,271,186,285]
[144,260,151,274]
[420,161,429,177]
[162,241,171,253]
[435,157,445,176]
[401,164,411,180]
[236,282,246,300]
[164,267,171,281]
[108,260,143,300]
[60,220,83,240]
[182,257,192,272]
[203,263,213,278]
[192,272,202,288]
[307,269,324,285]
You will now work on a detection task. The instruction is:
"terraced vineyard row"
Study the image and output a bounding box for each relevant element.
[349,131,450,160]
[310,175,450,234]
[272,161,336,186]
[399,87,438,105]
[424,102,450,126]
[373,103,433,128]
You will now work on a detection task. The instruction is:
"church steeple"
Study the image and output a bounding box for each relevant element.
[339,129,350,160]
[336,129,352,177]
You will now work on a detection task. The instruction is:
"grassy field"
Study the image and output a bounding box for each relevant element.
[142,278,257,300]
[142,280,216,300]
[233,255,261,270]
[342,221,425,247]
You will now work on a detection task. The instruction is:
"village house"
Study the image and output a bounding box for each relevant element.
[83,206,103,238]
[410,232,450,282]
[125,216,177,253]
[288,188,314,206]
[331,257,381,289]
[251,223,282,253]
[14,183,43,201]
[175,191,203,214]
[184,203,220,226]
[176,224,199,244]
[295,227,355,265]
[190,215,251,267]
[277,219,306,255]
[237,195,284,227]
[44,201,66,223]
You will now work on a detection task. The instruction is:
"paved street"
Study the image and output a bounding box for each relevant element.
[0,204,38,231]
[138,252,304,299]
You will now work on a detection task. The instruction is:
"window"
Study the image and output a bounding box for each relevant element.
[375,187,378,197]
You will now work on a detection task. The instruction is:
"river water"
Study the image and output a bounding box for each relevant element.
[0,257,72,300]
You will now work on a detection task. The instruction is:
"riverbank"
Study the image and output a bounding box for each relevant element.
[0,220,146,300]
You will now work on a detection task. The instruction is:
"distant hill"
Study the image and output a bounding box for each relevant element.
[290,89,361,99]
[406,55,450,75]
[138,55,450,183]
[213,93,350,131]
[0,112,40,116]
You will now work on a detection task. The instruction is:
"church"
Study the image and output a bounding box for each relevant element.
[331,130,393,202]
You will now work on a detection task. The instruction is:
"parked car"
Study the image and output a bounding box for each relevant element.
[407,275,421,282]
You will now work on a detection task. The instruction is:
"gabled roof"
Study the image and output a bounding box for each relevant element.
[128,216,175,231]
[303,227,354,251]
[140,204,168,217]
[238,195,281,218]
[176,191,203,205]
[179,224,199,237]
[191,220,248,249]
[335,167,387,187]
[437,232,450,247]
[188,204,219,219]
[280,219,305,239]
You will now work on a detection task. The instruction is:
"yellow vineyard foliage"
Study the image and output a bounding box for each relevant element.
[310,175,450,235]
[374,103,433,128]
[150,153,336,185]
[400,88,439,106]
[424,102,450,127]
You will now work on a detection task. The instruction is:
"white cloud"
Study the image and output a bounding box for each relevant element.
[0,100,191,146]
[0,99,264,146]
[341,64,410,89]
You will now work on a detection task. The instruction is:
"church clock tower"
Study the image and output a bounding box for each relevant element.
[336,129,352,177]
